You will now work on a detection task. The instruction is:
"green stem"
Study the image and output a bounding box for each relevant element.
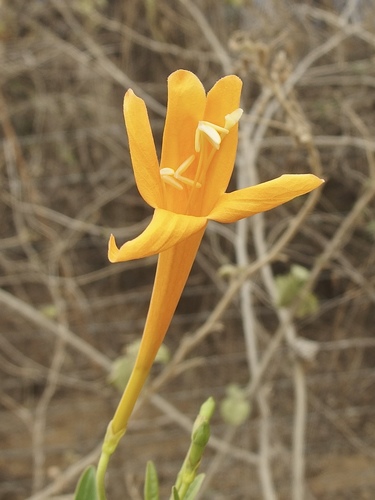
[95,420,126,500]
[96,450,110,500]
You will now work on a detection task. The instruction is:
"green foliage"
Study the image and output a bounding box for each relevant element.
[74,466,98,500]
[141,398,215,500]
[220,384,251,426]
[275,264,319,318]
[171,397,215,499]
[183,474,206,500]
[171,476,206,500]
[144,461,159,500]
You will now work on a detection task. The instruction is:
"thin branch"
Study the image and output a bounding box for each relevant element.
[0,288,111,371]
[177,0,232,74]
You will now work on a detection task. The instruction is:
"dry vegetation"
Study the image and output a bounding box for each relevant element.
[1,0,375,498]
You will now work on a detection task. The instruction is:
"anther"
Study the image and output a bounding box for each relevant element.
[160,155,200,190]
[224,108,243,130]
[194,108,243,153]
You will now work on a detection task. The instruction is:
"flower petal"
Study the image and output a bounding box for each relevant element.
[208,174,324,223]
[201,75,243,214]
[204,75,243,126]
[124,89,163,208]
[160,70,206,172]
[108,208,208,262]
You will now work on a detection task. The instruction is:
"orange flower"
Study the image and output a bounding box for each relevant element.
[109,70,323,434]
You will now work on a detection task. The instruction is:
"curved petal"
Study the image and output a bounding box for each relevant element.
[160,70,206,173]
[108,208,208,262]
[124,90,163,208]
[204,75,243,126]
[201,76,243,214]
[207,174,324,223]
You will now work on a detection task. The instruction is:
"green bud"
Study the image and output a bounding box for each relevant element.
[192,397,215,435]
[189,422,210,466]
[199,397,216,421]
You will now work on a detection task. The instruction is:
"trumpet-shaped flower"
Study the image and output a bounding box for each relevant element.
[108,70,323,435]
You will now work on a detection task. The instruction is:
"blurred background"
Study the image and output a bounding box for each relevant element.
[1,0,375,498]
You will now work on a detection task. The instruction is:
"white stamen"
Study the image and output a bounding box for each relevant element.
[175,155,195,176]
[161,174,184,190]
[160,155,200,190]
[195,122,228,152]
[160,167,175,176]
[194,118,236,152]
[195,127,202,153]
[224,108,243,130]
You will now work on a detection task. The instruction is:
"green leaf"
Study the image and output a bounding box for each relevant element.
[144,461,159,500]
[220,384,251,426]
[275,265,319,318]
[171,487,181,500]
[184,474,206,500]
[74,466,98,500]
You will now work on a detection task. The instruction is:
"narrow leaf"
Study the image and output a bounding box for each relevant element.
[184,474,206,500]
[144,461,159,500]
[171,486,181,500]
[74,466,98,500]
